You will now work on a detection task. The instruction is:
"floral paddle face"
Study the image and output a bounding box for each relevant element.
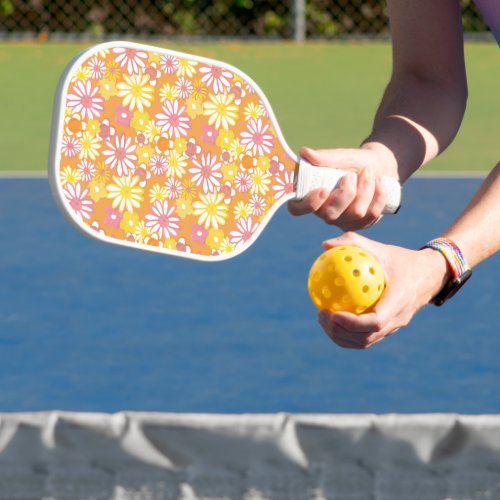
[50,41,400,261]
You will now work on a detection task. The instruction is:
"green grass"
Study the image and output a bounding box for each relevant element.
[0,41,497,172]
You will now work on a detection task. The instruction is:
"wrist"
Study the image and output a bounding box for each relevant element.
[418,247,452,302]
[360,141,399,179]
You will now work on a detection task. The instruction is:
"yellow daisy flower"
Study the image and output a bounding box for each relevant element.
[137,145,154,164]
[133,221,150,243]
[117,73,154,112]
[106,175,143,213]
[216,130,235,150]
[149,184,168,204]
[144,121,161,142]
[178,58,197,78]
[104,60,121,82]
[233,201,251,219]
[79,132,101,160]
[219,237,235,255]
[203,93,238,130]
[221,162,237,181]
[166,150,187,178]
[159,83,179,101]
[182,179,197,201]
[94,162,110,182]
[191,79,207,100]
[193,193,228,229]
[257,156,270,171]
[244,102,264,121]
[60,166,81,185]
[250,168,271,195]
[86,120,100,136]
[173,138,187,154]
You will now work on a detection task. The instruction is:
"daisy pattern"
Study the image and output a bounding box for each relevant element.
[240,118,274,156]
[79,132,101,160]
[203,93,238,130]
[155,100,190,138]
[87,56,106,79]
[230,217,259,246]
[113,47,148,74]
[116,73,153,111]
[250,168,271,195]
[61,135,81,157]
[166,150,187,178]
[64,182,93,220]
[160,55,180,75]
[234,171,252,192]
[165,178,183,199]
[177,58,197,78]
[272,170,296,199]
[145,200,180,239]
[175,77,193,99]
[199,65,233,94]
[192,193,228,229]
[149,183,168,204]
[149,154,168,176]
[103,135,138,176]
[249,195,267,216]
[67,80,104,120]
[77,159,96,182]
[106,175,143,213]
[189,153,223,193]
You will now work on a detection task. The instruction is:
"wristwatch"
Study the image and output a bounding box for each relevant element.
[421,238,472,306]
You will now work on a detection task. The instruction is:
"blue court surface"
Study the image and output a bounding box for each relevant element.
[0,176,499,413]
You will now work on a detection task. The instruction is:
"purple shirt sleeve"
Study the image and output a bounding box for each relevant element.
[473,0,500,45]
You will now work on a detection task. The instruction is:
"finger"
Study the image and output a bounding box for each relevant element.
[300,146,370,170]
[316,172,357,223]
[288,188,330,216]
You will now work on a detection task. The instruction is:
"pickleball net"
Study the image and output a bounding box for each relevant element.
[1,411,500,499]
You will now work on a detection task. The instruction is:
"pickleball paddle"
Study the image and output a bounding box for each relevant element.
[49,41,401,262]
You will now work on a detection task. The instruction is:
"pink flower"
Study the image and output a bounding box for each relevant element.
[160,55,179,75]
[113,47,147,74]
[61,135,81,158]
[230,217,259,246]
[88,56,106,79]
[77,159,96,182]
[249,195,267,216]
[175,77,193,99]
[145,200,180,239]
[103,135,138,176]
[199,65,232,94]
[64,182,93,220]
[191,223,208,244]
[272,170,296,199]
[189,152,222,193]
[150,154,168,175]
[115,105,133,126]
[155,100,190,138]
[165,177,182,199]
[240,118,274,156]
[66,80,104,120]
[234,171,252,192]
[104,206,123,228]
[201,124,217,145]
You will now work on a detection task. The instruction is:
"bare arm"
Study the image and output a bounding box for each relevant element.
[289,0,468,226]
[363,0,468,181]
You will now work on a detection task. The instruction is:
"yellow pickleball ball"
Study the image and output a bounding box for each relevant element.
[308,245,385,314]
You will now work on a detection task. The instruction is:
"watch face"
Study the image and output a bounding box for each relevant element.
[432,269,472,306]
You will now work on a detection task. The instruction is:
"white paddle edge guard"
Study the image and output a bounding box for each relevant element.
[295,158,402,214]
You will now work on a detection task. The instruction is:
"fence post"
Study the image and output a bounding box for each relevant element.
[293,0,306,42]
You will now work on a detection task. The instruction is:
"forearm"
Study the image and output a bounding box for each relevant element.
[361,0,467,183]
[441,162,500,267]
[363,73,467,182]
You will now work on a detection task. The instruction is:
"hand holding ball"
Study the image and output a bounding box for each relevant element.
[308,245,385,314]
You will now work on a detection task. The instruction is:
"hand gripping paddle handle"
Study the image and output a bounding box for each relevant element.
[295,158,402,214]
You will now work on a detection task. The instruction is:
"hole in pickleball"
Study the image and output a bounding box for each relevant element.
[313,271,321,282]
[369,267,376,275]
[322,286,332,299]
[334,277,344,286]
[342,295,351,304]
[344,256,352,262]
[352,269,360,277]
[362,285,369,293]
[356,306,365,314]
[378,284,382,291]
[359,251,367,257]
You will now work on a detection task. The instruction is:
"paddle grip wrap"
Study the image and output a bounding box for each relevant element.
[295,159,402,214]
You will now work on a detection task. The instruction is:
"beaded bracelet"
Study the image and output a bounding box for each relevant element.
[421,237,472,306]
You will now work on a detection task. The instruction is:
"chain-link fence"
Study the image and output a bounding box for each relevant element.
[0,0,491,40]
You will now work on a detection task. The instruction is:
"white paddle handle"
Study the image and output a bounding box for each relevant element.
[295,158,401,214]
